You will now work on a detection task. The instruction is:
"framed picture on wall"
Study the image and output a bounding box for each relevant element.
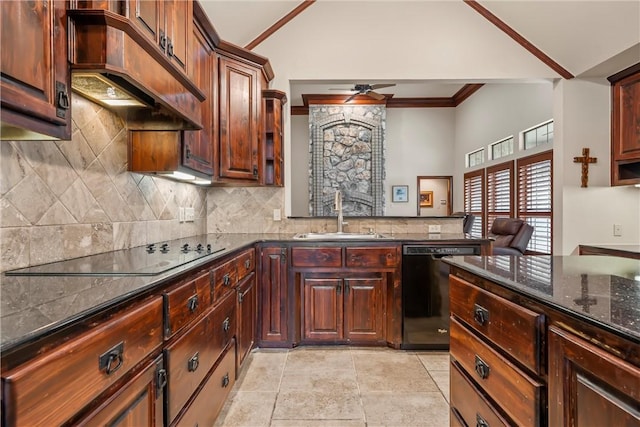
[419,190,433,207]
[392,185,409,202]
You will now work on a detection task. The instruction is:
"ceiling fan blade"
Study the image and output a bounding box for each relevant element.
[344,92,359,103]
[367,91,386,100]
[370,83,396,90]
[329,88,353,91]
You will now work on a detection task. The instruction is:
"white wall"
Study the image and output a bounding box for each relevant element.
[553,79,640,254]
[453,82,554,211]
[290,108,456,216]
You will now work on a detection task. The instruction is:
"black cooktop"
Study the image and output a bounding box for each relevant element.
[5,242,225,277]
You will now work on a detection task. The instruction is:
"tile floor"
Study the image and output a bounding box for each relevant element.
[215,347,450,427]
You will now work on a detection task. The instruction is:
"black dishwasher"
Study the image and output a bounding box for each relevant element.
[401,244,481,350]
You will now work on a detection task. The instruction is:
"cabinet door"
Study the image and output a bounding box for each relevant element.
[237,274,257,369]
[1,0,71,140]
[77,357,164,427]
[128,0,161,45]
[164,0,190,72]
[303,277,343,342]
[344,276,385,342]
[219,56,259,181]
[182,21,215,175]
[549,326,640,427]
[259,247,289,346]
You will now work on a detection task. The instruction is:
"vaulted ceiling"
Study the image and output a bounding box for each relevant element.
[199,1,640,105]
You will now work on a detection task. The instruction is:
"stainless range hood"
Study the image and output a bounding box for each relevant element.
[68,9,206,130]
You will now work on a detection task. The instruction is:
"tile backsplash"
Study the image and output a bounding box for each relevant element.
[0,96,206,272]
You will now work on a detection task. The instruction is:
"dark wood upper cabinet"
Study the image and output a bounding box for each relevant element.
[128,0,191,73]
[218,55,261,181]
[182,13,217,176]
[610,64,640,186]
[262,90,287,186]
[0,0,71,140]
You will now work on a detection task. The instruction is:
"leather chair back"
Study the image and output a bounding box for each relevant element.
[489,218,534,255]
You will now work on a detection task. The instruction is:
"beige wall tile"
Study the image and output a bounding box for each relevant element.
[0,227,30,270]
[0,142,28,196]
[37,201,77,225]
[30,225,64,265]
[5,173,56,224]
[0,199,30,227]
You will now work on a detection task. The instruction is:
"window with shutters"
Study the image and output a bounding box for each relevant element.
[517,150,553,254]
[464,169,485,237]
[486,161,514,233]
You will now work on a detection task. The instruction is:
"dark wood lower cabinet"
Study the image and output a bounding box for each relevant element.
[77,357,164,427]
[259,246,289,346]
[237,273,257,370]
[302,273,385,344]
[548,325,640,427]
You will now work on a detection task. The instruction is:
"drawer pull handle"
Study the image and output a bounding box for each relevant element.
[222,373,230,388]
[223,274,231,286]
[474,304,489,326]
[156,368,167,392]
[222,317,231,333]
[99,341,124,375]
[245,259,251,269]
[474,355,490,379]
[188,352,200,372]
[187,294,199,313]
[476,414,490,427]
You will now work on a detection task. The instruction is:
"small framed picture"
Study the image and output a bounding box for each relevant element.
[392,185,409,203]
[420,190,434,208]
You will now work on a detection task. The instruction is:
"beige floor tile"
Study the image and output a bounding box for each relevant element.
[272,390,364,421]
[353,351,439,392]
[416,352,450,371]
[284,347,354,372]
[279,368,358,392]
[270,420,366,427]
[362,392,450,427]
[215,391,277,427]
[429,371,450,403]
[234,351,287,392]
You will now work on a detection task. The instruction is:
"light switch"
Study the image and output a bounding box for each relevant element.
[178,207,185,223]
[613,224,622,236]
[428,224,441,233]
[273,209,281,221]
[185,207,195,222]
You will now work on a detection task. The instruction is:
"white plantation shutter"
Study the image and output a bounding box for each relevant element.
[464,169,484,237]
[517,151,553,254]
[486,161,514,232]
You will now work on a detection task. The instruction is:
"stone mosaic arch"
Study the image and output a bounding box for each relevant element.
[309,105,385,216]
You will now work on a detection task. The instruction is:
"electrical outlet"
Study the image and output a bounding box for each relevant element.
[428,224,441,233]
[613,224,622,236]
[185,207,195,222]
[178,207,185,223]
[273,209,281,221]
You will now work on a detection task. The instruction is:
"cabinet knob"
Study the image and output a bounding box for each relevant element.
[222,373,230,388]
[245,259,251,269]
[222,317,231,333]
[473,304,489,326]
[159,30,167,51]
[188,352,200,372]
[223,274,231,286]
[187,294,199,313]
[474,355,490,379]
[167,38,174,57]
[476,414,490,427]
[99,341,124,376]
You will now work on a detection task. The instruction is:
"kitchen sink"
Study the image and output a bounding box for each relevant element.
[293,232,389,240]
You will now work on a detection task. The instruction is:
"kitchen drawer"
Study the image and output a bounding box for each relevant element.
[236,248,255,281]
[164,271,212,339]
[449,275,544,374]
[450,360,512,427]
[291,247,342,268]
[212,258,238,301]
[211,288,237,362]
[450,318,543,427]
[345,246,398,268]
[165,309,218,423]
[2,297,163,427]
[172,340,236,427]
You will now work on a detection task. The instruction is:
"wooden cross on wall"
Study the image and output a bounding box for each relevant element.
[573,147,597,188]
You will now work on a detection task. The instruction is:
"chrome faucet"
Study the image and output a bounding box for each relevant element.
[335,190,348,233]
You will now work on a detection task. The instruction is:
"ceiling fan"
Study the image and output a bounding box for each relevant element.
[330,83,396,103]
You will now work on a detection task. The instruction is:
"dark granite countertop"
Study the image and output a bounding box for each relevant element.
[0,232,484,352]
[443,255,640,343]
